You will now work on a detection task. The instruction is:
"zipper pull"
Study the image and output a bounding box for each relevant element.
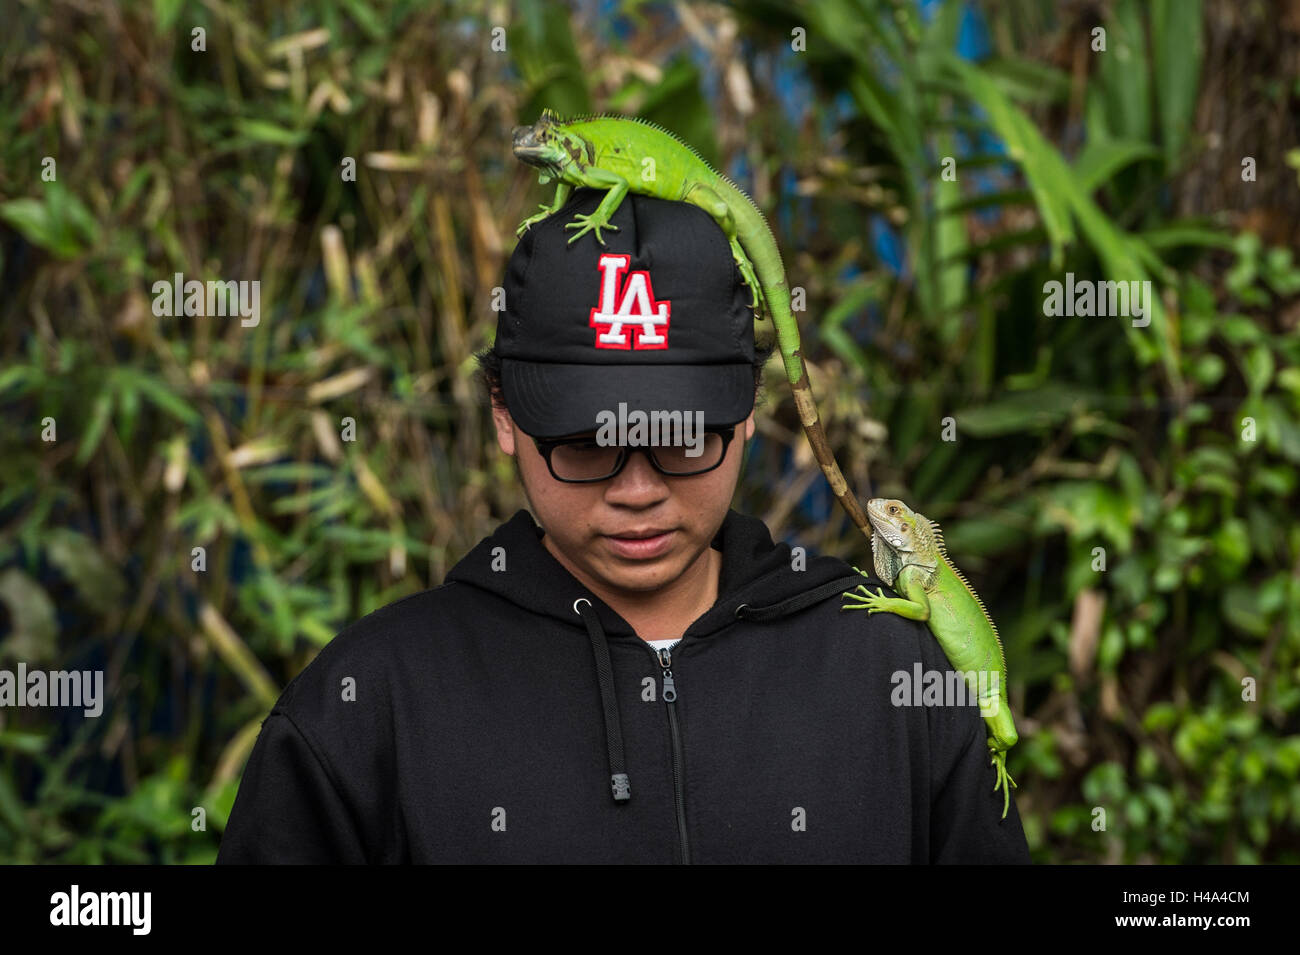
[658,646,677,703]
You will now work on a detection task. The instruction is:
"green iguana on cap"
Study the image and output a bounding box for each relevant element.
[510,109,871,536]
[841,498,1020,818]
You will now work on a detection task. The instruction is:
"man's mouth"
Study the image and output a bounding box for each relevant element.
[609,528,674,540]
[604,528,677,559]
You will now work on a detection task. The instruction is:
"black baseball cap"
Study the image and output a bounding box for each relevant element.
[497,187,757,439]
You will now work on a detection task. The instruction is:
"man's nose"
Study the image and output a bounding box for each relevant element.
[606,448,669,500]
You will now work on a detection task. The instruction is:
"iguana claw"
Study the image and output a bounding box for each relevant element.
[839,585,889,614]
[990,747,1016,820]
[565,212,619,245]
[516,204,554,237]
[723,236,765,316]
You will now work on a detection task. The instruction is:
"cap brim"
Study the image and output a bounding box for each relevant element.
[501,360,755,438]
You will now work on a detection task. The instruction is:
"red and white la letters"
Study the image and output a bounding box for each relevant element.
[588,253,671,350]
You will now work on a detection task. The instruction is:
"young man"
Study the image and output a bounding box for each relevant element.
[216,188,1031,863]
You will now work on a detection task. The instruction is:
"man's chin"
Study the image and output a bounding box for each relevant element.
[591,555,682,592]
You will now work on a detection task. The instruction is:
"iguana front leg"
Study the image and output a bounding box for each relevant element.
[563,167,627,245]
[516,181,574,237]
[841,568,932,621]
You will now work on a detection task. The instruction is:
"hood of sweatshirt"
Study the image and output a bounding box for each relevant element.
[444,508,867,803]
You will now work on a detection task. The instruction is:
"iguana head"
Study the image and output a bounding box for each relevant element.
[866,498,920,552]
[511,108,587,185]
[865,498,938,586]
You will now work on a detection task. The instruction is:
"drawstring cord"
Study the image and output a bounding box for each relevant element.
[734,574,867,621]
[574,598,631,803]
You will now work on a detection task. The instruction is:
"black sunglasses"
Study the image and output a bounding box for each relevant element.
[531,426,737,483]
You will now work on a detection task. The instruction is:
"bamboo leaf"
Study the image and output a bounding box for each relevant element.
[1139,224,1235,251]
[76,390,115,466]
[234,119,307,147]
[944,56,1074,268]
[954,386,1092,437]
[1091,0,1152,144]
[933,131,968,329]
[1151,0,1204,170]
[130,371,201,425]
[1073,139,1160,193]
[0,569,59,663]
[45,529,128,615]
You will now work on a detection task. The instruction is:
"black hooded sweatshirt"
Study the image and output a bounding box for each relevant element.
[216,507,1031,864]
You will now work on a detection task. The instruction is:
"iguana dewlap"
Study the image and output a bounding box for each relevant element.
[841,498,1020,818]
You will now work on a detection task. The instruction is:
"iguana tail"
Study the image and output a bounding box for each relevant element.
[732,203,871,539]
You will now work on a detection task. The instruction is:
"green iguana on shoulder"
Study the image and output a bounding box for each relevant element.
[841,498,1020,818]
[510,109,871,534]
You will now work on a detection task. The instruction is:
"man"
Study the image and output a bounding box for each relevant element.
[216,187,1031,863]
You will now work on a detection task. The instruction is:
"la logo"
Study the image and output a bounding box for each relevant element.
[589,253,671,349]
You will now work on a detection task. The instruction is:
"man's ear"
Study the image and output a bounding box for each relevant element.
[742,410,755,441]
[491,401,517,455]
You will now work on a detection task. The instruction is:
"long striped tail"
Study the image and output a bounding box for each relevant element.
[790,355,871,537]
[766,280,871,539]
[727,195,870,539]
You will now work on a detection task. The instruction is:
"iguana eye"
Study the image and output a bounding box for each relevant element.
[889,506,898,514]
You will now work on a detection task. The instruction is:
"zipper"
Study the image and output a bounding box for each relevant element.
[650,643,691,865]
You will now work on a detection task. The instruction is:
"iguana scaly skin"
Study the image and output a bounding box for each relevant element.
[841,498,1019,818]
[510,109,871,535]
